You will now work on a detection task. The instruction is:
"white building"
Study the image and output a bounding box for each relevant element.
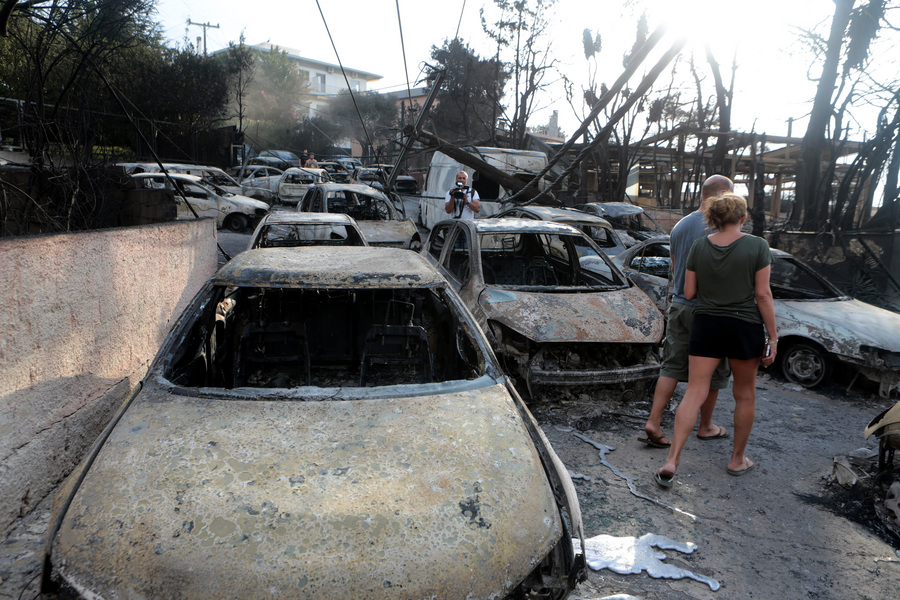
[251,43,382,117]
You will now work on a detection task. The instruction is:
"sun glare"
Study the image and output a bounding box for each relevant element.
[649,0,764,61]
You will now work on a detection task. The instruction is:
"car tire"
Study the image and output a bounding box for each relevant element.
[224,213,250,233]
[780,341,831,388]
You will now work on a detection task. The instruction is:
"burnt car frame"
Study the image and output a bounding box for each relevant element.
[247,212,368,249]
[298,182,421,250]
[42,247,586,599]
[495,205,628,257]
[614,236,900,396]
[422,218,665,397]
[577,201,667,247]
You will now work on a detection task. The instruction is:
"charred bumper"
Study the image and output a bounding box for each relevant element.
[526,344,661,386]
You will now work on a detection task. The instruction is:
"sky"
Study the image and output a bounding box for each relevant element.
[153,0,840,140]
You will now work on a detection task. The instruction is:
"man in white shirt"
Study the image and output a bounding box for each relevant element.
[445,171,481,219]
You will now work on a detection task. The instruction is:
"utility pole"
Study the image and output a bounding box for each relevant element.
[186,19,219,56]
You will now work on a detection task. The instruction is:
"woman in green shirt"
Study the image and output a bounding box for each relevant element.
[656,193,778,487]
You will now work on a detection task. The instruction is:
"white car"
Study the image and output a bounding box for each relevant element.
[277,167,333,205]
[614,236,900,396]
[227,165,284,201]
[120,162,244,196]
[247,212,368,249]
[131,172,269,232]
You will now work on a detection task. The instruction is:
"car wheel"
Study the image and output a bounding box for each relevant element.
[409,236,422,252]
[224,213,250,233]
[780,341,831,388]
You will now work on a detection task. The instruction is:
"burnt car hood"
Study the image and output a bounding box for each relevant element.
[479,284,663,344]
[776,297,900,355]
[51,383,563,599]
[357,219,417,246]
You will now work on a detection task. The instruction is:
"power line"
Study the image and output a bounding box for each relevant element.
[314,0,375,154]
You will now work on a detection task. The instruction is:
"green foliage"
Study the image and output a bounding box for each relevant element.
[426,38,508,144]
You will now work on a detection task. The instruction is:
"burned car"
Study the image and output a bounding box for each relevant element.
[247,212,368,249]
[299,182,421,250]
[615,237,900,396]
[42,247,586,599]
[130,172,269,232]
[422,218,665,397]
[577,201,667,247]
[227,164,284,202]
[277,167,333,205]
[496,205,628,257]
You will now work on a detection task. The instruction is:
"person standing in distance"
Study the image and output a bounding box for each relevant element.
[445,171,481,219]
[640,174,734,449]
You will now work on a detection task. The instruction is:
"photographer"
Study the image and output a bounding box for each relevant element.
[445,171,481,219]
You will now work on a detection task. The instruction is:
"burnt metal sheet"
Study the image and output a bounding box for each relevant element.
[357,219,418,247]
[214,247,444,288]
[776,298,900,358]
[479,285,664,344]
[52,383,563,599]
[470,218,583,235]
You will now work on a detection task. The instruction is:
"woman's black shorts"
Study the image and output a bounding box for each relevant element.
[689,313,765,360]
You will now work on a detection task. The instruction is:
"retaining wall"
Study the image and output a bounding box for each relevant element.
[0,220,217,534]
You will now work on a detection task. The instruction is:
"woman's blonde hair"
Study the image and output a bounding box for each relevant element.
[704,192,747,230]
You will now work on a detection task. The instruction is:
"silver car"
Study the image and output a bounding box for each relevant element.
[130,172,270,232]
[615,236,900,395]
[41,247,586,599]
[227,164,284,201]
[298,182,421,250]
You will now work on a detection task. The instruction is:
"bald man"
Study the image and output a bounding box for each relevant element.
[445,171,481,219]
[640,174,734,448]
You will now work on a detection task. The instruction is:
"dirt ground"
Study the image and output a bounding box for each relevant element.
[2,372,898,600]
[530,372,900,600]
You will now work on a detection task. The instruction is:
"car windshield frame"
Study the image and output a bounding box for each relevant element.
[477,229,629,290]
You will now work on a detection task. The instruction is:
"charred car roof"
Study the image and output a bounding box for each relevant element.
[215,247,444,289]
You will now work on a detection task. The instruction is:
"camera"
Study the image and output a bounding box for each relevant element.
[452,182,468,200]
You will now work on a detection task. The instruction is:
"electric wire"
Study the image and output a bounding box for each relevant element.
[314,0,375,155]
[394,0,413,108]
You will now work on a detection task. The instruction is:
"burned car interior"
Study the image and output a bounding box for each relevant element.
[165,285,484,389]
[308,190,394,222]
[477,231,627,288]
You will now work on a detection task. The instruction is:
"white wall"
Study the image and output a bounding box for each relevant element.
[0,220,218,534]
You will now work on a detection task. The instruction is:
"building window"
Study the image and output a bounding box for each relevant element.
[316,73,326,93]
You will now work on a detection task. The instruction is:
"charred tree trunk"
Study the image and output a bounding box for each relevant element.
[793,0,854,231]
[706,46,732,174]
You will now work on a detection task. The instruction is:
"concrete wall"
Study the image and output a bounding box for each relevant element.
[0,220,218,534]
